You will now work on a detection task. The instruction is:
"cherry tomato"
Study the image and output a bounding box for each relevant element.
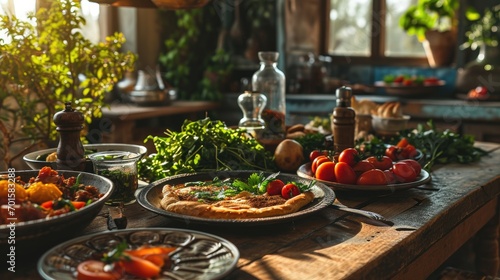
[281,183,301,199]
[357,169,388,185]
[315,161,336,182]
[77,260,123,280]
[392,162,417,183]
[400,159,421,175]
[396,138,409,148]
[309,150,330,162]
[334,162,357,185]
[312,155,331,174]
[366,156,392,170]
[384,170,398,184]
[338,148,359,167]
[385,146,398,161]
[266,179,285,196]
[404,144,418,159]
[352,160,375,177]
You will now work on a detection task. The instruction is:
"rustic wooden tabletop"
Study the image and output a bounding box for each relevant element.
[3,142,500,280]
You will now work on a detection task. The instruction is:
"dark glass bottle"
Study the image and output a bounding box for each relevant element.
[332,86,356,154]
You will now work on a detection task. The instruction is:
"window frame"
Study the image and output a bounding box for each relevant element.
[321,0,429,66]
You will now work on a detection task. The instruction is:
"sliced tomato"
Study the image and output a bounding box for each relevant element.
[77,260,123,280]
[72,201,87,209]
[281,183,301,199]
[357,169,388,185]
[315,161,336,182]
[119,254,161,279]
[266,179,285,196]
[334,162,357,185]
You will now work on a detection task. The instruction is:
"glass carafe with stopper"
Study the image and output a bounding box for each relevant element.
[251,51,286,146]
[238,91,267,130]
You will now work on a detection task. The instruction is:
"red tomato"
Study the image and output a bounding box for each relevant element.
[338,148,359,167]
[392,162,417,183]
[334,162,357,185]
[385,146,398,161]
[396,138,409,148]
[266,179,285,196]
[120,254,161,279]
[400,159,421,175]
[357,169,388,185]
[384,170,398,184]
[404,144,418,159]
[394,76,404,83]
[315,161,336,182]
[352,160,375,177]
[309,150,330,162]
[77,260,123,280]
[366,156,392,170]
[312,156,331,173]
[281,183,301,199]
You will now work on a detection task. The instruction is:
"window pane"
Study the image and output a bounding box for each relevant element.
[385,0,425,57]
[329,0,372,56]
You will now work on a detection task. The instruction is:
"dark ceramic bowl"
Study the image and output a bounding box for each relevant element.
[23,143,147,173]
[0,170,113,261]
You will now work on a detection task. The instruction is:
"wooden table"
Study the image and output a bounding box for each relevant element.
[4,142,500,279]
[99,101,220,143]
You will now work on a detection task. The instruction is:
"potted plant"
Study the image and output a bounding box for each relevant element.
[399,0,459,67]
[456,4,500,95]
[0,0,137,169]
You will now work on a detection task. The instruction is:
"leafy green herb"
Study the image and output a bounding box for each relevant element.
[138,118,276,182]
[102,241,129,264]
[294,133,329,159]
[401,120,489,170]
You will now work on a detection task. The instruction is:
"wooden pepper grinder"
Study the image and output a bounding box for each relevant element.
[53,102,85,171]
[332,86,356,154]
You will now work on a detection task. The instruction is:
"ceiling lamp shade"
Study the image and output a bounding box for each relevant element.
[88,0,212,9]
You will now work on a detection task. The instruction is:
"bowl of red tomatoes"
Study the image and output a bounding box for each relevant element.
[298,142,430,192]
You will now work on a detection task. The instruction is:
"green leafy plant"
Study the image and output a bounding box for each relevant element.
[0,0,136,169]
[463,5,500,50]
[399,0,459,41]
[158,8,232,101]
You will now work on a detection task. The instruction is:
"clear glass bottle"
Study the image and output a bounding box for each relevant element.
[237,91,267,131]
[251,51,286,142]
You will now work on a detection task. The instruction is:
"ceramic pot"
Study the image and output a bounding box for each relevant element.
[456,44,500,94]
[423,30,456,67]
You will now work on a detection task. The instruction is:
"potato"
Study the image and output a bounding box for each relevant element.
[274,139,305,172]
[26,182,62,204]
[0,180,27,204]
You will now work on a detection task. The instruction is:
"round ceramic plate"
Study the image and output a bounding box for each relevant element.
[38,228,240,280]
[297,163,431,192]
[137,171,336,226]
[374,80,445,96]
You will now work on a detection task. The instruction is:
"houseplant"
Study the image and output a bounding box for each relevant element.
[399,0,459,67]
[158,8,232,101]
[0,0,136,169]
[456,4,500,96]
